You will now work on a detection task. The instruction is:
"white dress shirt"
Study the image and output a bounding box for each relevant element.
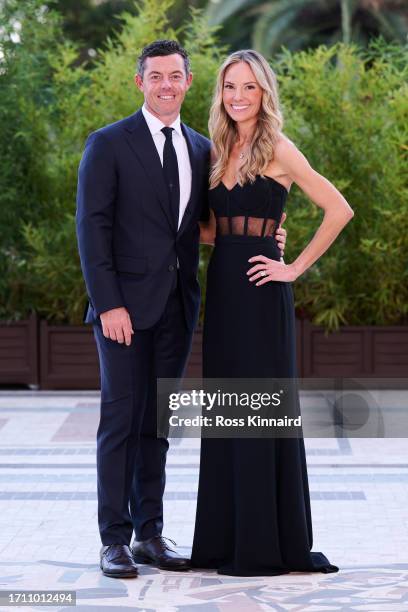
[141,104,192,230]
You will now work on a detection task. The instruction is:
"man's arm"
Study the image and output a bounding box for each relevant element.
[76,131,133,345]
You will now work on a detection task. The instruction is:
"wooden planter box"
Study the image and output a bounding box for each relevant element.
[3,318,405,390]
[301,319,408,380]
[0,313,39,387]
[40,321,100,390]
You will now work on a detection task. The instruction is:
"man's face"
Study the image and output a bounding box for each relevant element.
[135,53,193,121]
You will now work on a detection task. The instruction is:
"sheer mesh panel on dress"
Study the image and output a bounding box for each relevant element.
[262,218,277,237]
[216,217,230,235]
[231,216,245,234]
[216,216,277,237]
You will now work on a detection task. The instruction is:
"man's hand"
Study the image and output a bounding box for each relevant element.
[275,212,287,260]
[100,307,134,346]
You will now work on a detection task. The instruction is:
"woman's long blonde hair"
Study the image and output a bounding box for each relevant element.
[209,49,283,189]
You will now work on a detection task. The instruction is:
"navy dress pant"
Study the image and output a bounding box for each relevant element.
[93,279,192,545]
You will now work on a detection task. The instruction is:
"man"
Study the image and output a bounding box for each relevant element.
[76,40,287,579]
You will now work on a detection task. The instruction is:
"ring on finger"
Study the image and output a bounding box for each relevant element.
[260,270,267,277]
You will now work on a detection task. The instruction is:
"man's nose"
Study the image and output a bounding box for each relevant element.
[161,78,172,89]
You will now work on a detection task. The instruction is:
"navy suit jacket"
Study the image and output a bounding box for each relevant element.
[76,109,211,331]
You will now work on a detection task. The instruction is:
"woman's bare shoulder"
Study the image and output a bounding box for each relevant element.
[274,132,298,157]
[264,133,301,189]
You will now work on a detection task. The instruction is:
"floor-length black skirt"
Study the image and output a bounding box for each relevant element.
[191,235,338,576]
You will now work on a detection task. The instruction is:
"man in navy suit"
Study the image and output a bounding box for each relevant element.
[76,40,211,578]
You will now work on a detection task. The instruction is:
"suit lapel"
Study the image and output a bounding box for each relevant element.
[123,110,174,231]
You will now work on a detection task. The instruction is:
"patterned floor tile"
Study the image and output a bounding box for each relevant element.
[0,392,407,610]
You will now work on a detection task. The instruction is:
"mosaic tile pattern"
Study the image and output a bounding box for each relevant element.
[1,561,408,610]
[0,391,407,611]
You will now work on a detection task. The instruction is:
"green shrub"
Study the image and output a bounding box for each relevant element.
[1,1,407,329]
[275,38,408,328]
[0,0,67,318]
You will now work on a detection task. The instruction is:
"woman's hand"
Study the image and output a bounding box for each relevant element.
[247,255,299,285]
[275,212,287,258]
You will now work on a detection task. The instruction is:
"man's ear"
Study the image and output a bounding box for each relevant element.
[186,72,193,89]
[135,73,143,92]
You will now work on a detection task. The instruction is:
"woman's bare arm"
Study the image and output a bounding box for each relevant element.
[248,137,354,284]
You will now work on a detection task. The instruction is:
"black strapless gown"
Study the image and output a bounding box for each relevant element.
[190,175,339,576]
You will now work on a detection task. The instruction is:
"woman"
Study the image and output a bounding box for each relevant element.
[191,49,354,576]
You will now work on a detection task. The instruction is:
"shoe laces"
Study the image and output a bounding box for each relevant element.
[152,535,177,553]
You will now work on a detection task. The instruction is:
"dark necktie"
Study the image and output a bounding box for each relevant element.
[161,127,180,232]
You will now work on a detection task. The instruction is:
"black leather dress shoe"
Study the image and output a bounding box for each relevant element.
[100,544,139,578]
[131,536,190,571]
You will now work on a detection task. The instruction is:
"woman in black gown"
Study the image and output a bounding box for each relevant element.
[191,50,354,576]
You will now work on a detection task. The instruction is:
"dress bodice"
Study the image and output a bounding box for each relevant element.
[209,174,288,238]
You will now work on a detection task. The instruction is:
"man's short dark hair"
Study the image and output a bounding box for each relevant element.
[137,40,190,77]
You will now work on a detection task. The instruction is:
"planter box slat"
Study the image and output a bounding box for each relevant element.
[314,353,360,366]
[376,347,408,354]
[375,355,408,364]
[374,331,408,338]
[375,355,408,365]
[313,345,361,354]
[314,337,362,345]
[0,338,27,348]
[50,355,100,366]
[0,349,27,359]
[47,366,98,376]
[43,332,94,340]
[51,347,98,357]
[0,335,27,345]
[0,358,33,368]
[375,344,408,352]
[0,347,28,358]
[42,336,92,343]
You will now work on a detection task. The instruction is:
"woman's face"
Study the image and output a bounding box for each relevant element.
[222,61,263,125]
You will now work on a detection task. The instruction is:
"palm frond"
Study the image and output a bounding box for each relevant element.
[206,0,259,25]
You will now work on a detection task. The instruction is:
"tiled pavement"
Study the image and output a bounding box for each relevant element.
[0,391,407,611]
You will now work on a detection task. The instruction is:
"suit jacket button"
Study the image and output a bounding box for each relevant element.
[168,264,175,272]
